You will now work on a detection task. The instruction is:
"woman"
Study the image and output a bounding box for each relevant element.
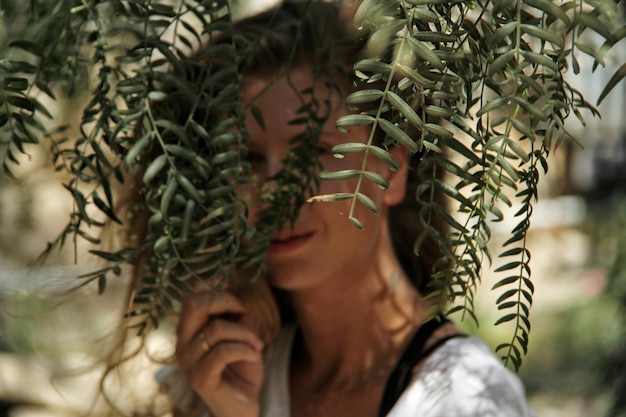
[159,2,537,417]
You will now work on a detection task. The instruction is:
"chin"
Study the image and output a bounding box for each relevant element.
[266,264,318,292]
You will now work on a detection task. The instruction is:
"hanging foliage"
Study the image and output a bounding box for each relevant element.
[0,0,624,370]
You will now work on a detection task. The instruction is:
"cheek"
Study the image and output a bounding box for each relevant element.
[319,153,388,203]
[238,174,265,227]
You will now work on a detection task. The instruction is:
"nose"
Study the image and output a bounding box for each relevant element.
[264,155,283,181]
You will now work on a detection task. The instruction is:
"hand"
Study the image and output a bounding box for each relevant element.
[176,290,265,417]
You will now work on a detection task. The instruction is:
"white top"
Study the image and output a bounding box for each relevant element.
[260,326,538,417]
[158,325,538,417]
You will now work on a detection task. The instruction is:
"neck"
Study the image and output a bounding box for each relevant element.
[287,242,433,387]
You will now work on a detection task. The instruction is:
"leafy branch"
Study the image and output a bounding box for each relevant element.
[0,0,624,365]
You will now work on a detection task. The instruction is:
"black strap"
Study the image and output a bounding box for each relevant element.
[377,314,466,417]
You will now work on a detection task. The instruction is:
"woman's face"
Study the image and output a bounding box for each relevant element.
[241,66,408,293]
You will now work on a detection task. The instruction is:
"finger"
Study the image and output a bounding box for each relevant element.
[176,319,264,372]
[177,291,245,348]
[187,342,262,393]
[204,319,264,352]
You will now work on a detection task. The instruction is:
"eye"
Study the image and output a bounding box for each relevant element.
[246,150,266,165]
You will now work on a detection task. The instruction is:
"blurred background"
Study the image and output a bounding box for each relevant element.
[1,1,626,416]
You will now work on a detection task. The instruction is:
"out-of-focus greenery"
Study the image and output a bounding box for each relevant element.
[587,197,626,417]
[517,194,626,416]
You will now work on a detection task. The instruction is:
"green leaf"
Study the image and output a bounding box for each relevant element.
[155,120,190,146]
[332,142,368,157]
[397,64,437,88]
[424,123,453,139]
[369,19,407,53]
[498,301,519,310]
[0,113,8,128]
[166,144,199,161]
[63,183,90,222]
[346,89,384,106]
[363,171,389,190]
[181,199,196,241]
[518,75,546,96]
[320,169,361,181]
[369,146,401,172]
[431,202,469,233]
[410,8,438,22]
[495,261,522,272]
[308,193,355,203]
[424,105,455,119]
[160,178,179,214]
[250,105,266,130]
[336,114,376,131]
[353,59,392,75]
[511,96,547,121]
[520,51,559,73]
[211,150,240,165]
[509,117,536,140]
[195,221,233,237]
[597,63,626,105]
[499,247,526,257]
[93,191,122,224]
[520,24,564,47]
[433,179,472,208]
[422,139,442,153]
[523,0,571,25]
[7,96,35,112]
[386,91,423,130]
[414,32,458,43]
[494,313,518,325]
[446,138,481,164]
[488,50,517,77]
[349,216,365,230]
[476,96,511,118]
[356,192,379,214]
[406,37,444,70]
[3,77,30,92]
[505,138,530,162]
[576,12,614,41]
[212,132,241,147]
[0,58,38,73]
[378,118,418,153]
[143,154,169,184]
[492,275,520,290]
[77,229,102,244]
[199,204,238,225]
[176,173,202,202]
[117,79,147,95]
[89,250,126,263]
[125,133,152,166]
[497,288,519,304]
[489,22,518,47]
[97,275,107,294]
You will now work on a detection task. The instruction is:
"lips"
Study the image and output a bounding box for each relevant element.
[269,231,314,255]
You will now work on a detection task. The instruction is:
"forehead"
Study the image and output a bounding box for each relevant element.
[239,66,366,147]
[241,66,345,110]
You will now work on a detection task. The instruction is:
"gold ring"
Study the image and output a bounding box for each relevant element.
[199,331,211,353]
